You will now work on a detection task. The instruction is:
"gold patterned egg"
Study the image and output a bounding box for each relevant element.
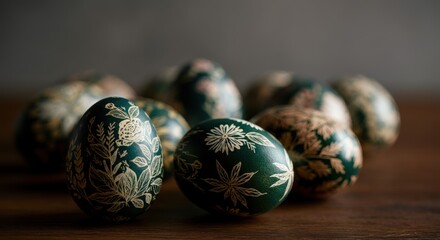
[252,106,362,199]
[331,75,400,156]
[15,81,108,171]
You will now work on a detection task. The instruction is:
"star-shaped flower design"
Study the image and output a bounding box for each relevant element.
[203,160,266,208]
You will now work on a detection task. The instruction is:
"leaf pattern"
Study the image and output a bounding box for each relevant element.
[203,160,266,208]
[330,158,345,174]
[128,105,139,119]
[269,151,294,202]
[139,144,152,161]
[152,137,160,153]
[246,132,275,148]
[308,161,331,177]
[131,156,149,168]
[296,165,316,181]
[320,143,340,156]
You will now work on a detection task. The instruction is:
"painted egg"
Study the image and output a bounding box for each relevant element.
[15,81,107,171]
[65,71,136,99]
[66,97,163,222]
[167,59,243,127]
[252,107,362,199]
[134,97,190,180]
[269,76,352,128]
[331,75,400,156]
[174,118,293,217]
[244,71,293,119]
[141,66,178,102]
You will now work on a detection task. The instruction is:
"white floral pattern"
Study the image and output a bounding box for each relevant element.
[205,123,275,155]
[203,160,267,208]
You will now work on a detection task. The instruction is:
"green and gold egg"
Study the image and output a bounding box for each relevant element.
[331,75,400,155]
[15,81,107,171]
[66,97,163,222]
[134,97,189,180]
[269,76,351,128]
[252,107,362,199]
[167,59,243,127]
[174,118,293,217]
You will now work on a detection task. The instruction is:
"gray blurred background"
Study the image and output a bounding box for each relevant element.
[1,0,439,100]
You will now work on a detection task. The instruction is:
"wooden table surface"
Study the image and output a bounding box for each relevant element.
[1,98,439,239]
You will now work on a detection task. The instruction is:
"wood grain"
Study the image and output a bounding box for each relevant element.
[1,99,439,239]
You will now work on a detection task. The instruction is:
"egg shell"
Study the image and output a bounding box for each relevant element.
[15,81,107,171]
[244,71,293,119]
[66,97,163,222]
[174,118,294,217]
[134,97,190,180]
[331,75,400,155]
[65,71,136,99]
[167,59,243,127]
[141,66,178,102]
[252,106,362,199]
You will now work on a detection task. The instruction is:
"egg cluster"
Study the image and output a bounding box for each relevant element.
[15,59,400,222]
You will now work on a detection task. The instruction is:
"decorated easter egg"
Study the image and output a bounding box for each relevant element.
[66,97,163,222]
[269,76,351,128]
[252,107,362,199]
[65,71,136,99]
[134,97,189,180]
[331,75,400,155]
[15,81,107,171]
[174,118,293,217]
[244,71,293,119]
[141,67,178,102]
[167,59,243,127]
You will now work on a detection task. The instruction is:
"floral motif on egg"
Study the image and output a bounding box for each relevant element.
[66,98,163,222]
[174,118,293,216]
[204,123,275,154]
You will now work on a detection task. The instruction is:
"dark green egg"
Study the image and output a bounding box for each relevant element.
[66,97,163,222]
[15,81,107,171]
[134,97,189,180]
[269,76,351,128]
[252,107,362,199]
[174,118,293,217]
[167,59,243,127]
[331,75,400,156]
[244,71,294,119]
